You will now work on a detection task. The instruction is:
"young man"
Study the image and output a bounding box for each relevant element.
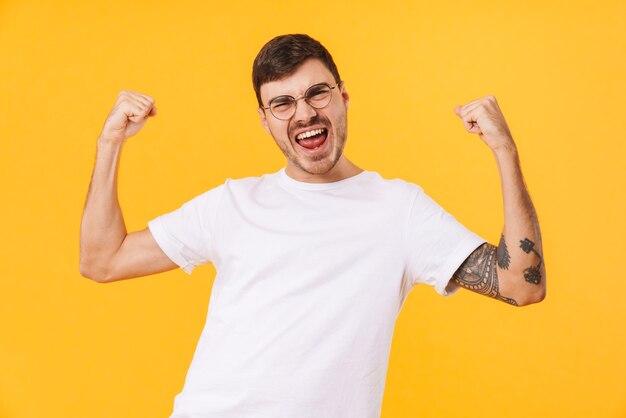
[80,34,545,417]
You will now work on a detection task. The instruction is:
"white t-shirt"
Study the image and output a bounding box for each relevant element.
[148,168,485,418]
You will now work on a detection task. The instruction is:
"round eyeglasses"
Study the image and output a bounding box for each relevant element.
[262,82,340,120]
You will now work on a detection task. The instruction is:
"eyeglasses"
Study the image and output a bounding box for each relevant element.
[262,82,340,120]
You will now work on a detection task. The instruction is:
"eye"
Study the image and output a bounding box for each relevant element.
[307,85,330,100]
[310,86,325,94]
[270,97,294,110]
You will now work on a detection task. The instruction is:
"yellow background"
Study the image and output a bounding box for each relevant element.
[1,0,624,417]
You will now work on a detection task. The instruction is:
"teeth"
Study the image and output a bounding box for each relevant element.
[296,128,325,140]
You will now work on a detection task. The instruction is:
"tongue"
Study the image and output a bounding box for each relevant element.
[299,133,326,149]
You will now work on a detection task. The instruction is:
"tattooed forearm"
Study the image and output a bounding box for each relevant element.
[496,234,511,269]
[519,238,543,285]
[452,243,518,306]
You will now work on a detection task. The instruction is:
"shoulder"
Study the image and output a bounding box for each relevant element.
[222,171,280,195]
[174,174,266,210]
[362,173,459,223]
[224,172,274,186]
[183,172,279,200]
[363,171,424,200]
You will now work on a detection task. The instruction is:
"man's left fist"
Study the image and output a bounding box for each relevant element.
[454,95,515,152]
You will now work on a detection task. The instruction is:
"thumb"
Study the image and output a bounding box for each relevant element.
[453,105,463,117]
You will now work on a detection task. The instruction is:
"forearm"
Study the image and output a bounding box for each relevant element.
[492,143,546,304]
[79,139,128,279]
[452,96,545,305]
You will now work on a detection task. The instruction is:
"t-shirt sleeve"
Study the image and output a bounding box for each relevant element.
[405,187,486,296]
[147,184,225,275]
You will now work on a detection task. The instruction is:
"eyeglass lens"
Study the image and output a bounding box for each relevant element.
[269,84,333,120]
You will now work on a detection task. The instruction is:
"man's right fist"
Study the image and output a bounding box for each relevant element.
[99,90,157,143]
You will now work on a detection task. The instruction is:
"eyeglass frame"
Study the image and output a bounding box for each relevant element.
[261,81,342,120]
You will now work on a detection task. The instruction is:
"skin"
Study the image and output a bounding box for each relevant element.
[450,96,546,306]
[79,91,178,282]
[257,58,362,183]
[80,61,545,308]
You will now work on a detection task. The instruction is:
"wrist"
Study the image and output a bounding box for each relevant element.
[97,135,125,150]
[491,141,519,160]
[96,137,126,163]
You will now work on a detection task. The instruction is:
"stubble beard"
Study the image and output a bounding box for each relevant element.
[277,110,348,176]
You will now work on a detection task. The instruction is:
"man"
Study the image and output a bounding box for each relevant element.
[80,34,545,417]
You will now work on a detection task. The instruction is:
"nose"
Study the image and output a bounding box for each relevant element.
[293,97,317,122]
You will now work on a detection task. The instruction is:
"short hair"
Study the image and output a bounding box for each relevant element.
[252,34,341,108]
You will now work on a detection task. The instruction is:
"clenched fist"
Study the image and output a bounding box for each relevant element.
[99,90,157,144]
[454,95,515,153]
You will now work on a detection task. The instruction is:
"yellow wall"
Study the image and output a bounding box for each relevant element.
[1,1,624,417]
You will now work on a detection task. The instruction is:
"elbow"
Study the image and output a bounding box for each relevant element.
[523,268,547,306]
[515,284,547,307]
[79,259,113,283]
[507,264,547,307]
[535,285,547,303]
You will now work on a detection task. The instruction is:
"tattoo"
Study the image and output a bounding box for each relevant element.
[520,238,538,256]
[523,265,542,285]
[496,234,511,269]
[452,244,518,306]
[519,238,543,285]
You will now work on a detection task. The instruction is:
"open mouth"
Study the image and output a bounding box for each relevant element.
[295,128,328,150]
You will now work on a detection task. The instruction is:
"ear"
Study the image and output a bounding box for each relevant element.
[258,107,271,135]
[340,81,350,110]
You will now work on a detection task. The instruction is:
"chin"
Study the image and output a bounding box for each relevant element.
[296,154,342,175]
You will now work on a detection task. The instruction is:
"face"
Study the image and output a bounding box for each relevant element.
[258,58,350,180]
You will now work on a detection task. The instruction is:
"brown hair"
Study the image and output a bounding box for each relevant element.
[252,34,341,108]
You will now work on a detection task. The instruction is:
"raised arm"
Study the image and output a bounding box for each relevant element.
[450,96,546,307]
[79,91,177,283]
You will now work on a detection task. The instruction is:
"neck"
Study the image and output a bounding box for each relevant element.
[285,156,363,183]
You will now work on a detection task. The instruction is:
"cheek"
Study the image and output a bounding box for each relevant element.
[267,122,292,145]
[330,108,347,134]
